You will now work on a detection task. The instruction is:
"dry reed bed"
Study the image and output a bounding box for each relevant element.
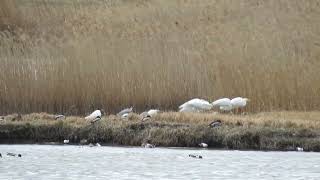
[1,112,320,151]
[0,0,320,114]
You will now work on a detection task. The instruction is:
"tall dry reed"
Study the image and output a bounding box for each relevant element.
[0,0,319,115]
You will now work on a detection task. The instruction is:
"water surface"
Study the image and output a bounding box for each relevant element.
[0,145,319,179]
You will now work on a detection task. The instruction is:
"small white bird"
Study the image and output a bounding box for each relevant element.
[179,98,213,112]
[140,112,151,122]
[117,107,133,117]
[297,147,304,152]
[147,109,160,117]
[85,110,103,124]
[231,97,249,109]
[212,98,233,111]
[121,113,129,119]
[96,143,101,147]
[63,139,69,144]
[141,143,155,148]
[55,115,65,120]
[199,143,208,148]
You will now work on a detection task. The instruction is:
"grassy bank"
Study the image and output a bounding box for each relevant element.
[1,112,320,151]
[0,0,320,114]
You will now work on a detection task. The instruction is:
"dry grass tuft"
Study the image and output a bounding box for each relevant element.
[0,0,320,114]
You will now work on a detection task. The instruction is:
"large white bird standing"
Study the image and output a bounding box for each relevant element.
[179,106,199,112]
[231,97,249,108]
[147,109,160,117]
[179,98,213,112]
[85,110,102,124]
[211,98,233,111]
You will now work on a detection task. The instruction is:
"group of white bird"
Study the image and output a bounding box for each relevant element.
[82,97,249,124]
[179,97,250,112]
[84,108,160,124]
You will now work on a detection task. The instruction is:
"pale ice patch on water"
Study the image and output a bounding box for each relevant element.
[0,145,320,180]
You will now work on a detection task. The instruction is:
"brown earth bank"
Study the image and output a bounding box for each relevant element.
[1,111,320,152]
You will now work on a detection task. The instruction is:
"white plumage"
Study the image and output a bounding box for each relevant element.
[121,113,129,119]
[179,106,199,112]
[231,97,249,108]
[147,109,160,117]
[179,98,213,112]
[212,98,233,111]
[199,143,208,148]
[85,110,102,122]
[63,139,69,144]
[117,107,133,117]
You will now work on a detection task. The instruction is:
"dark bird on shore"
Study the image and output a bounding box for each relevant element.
[0,153,2,158]
[54,115,65,120]
[189,154,203,159]
[18,154,22,157]
[209,119,222,128]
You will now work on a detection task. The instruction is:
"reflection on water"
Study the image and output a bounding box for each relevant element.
[0,145,320,180]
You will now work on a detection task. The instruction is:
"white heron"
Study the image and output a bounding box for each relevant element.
[212,98,233,111]
[63,139,69,144]
[179,98,213,112]
[85,110,103,124]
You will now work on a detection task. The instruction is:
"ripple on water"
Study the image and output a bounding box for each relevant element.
[0,145,320,180]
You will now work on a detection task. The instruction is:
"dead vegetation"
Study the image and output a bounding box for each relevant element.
[1,112,320,151]
[0,1,320,114]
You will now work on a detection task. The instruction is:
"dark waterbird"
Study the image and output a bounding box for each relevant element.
[6,152,22,157]
[189,154,203,159]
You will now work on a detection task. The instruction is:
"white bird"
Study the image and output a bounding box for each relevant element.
[141,143,155,148]
[85,110,102,124]
[55,115,65,120]
[231,97,249,109]
[179,106,199,112]
[63,139,69,144]
[297,147,304,152]
[179,98,213,112]
[147,109,160,117]
[199,143,208,148]
[121,113,129,119]
[95,143,101,147]
[117,107,133,117]
[212,98,233,111]
[140,112,151,122]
